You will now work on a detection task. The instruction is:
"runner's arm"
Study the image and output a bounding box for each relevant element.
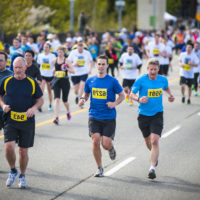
[107,91,125,108]
[164,87,175,102]
[79,93,90,106]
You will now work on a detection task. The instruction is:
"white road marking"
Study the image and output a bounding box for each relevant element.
[198,112,200,116]
[104,157,136,176]
[162,125,181,139]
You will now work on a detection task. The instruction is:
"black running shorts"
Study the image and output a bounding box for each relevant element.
[122,79,135,89]
[137,112,163,138]
[4,121,35,148]
[180,76,193,87]
[88,117,116,140]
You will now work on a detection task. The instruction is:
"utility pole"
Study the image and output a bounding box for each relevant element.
[69,0,75,31]
[115,0,125,31]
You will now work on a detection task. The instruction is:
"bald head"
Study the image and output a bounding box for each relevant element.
[13,57,26,67]
[13,57,27,79]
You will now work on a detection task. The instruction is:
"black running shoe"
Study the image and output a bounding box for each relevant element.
[187,99,191,104]
[148,169,156,179]
[75,97,79,104]
[38,108,42,112]
[94,167,104,177]
[109,147,116,160]
[182,97,185,103]
[53,118,59,125]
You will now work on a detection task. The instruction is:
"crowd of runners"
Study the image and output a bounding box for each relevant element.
[0,23,200,188]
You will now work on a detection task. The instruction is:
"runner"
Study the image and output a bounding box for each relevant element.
[0,57,43,188]
[179,42,199,104]
[79,55,124,177]
[192,42,200,96]
[0,51,13,134]
[68,40,93,106]
[130,58,175,179]
[52,46,74,125]
[25,50,42,85]
[159,37,172,76]
[146,33,165,74]
[37,43,56,111]
[119,46,142,105]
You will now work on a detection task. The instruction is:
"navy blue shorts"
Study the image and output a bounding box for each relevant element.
[71,74,88,85]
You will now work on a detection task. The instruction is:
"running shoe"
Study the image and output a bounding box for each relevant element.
[194,91,198,96]
[75,97,79,104]
[48,105,53,111]
[129,100,133,106]
[18,174,28,189]
[94,167,104,177]
[6,169,18,187]
[53,118,59,125]
[125,94,129,102]
[38,107,42,112]
[182,97,185,103]
[187,99,191,104]
[67,112,71,120]
[109,147,116,160]
[148,169,156,179]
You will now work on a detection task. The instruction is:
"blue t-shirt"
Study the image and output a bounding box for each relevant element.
[131,74,168,116]
[0,75,43,122]
[85,74,123,119]
[89,45,98,59]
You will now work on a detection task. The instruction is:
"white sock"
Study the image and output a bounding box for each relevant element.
[149,166,155,171]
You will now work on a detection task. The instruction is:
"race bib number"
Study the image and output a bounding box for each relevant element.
[153,48,159,56]
[7,59,11,66]
[108,59,114,64]
[41,63,51,70]
[11,111,27,122]
[92,88,107,99]
[77,59,85,66]
[183,64,191,71]
[148,88,162,98]
[55,71,66,78]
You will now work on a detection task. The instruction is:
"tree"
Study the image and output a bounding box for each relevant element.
[0,0,33,34]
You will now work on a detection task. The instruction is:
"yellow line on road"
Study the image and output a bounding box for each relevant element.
[0,108,88,140]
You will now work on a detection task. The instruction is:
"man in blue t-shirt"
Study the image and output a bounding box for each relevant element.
[0,51,13,132]
[0,57,43,189]
[130,58,175,179]
[79,55,125,177]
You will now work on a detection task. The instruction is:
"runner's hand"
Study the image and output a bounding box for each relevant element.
[26,107,36,118]
[139,96,148,103]
[106,102,116,109]
[79,99,85,106]
[168,95,175,102]
[3,105,11,113]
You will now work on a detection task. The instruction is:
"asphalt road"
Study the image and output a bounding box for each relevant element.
[0,56,200,200]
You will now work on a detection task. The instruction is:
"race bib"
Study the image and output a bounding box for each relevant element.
[91,49,96,53]
[55,71,66,78]
[153,49,159,56]
[11,111,27,122]
[148,88,162,98]
[41,63,51,70]
[92,88,107,99]
[77,59,85,67]
[125,59,133,69]
[183,64,191,71]
[108,59,114,64]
